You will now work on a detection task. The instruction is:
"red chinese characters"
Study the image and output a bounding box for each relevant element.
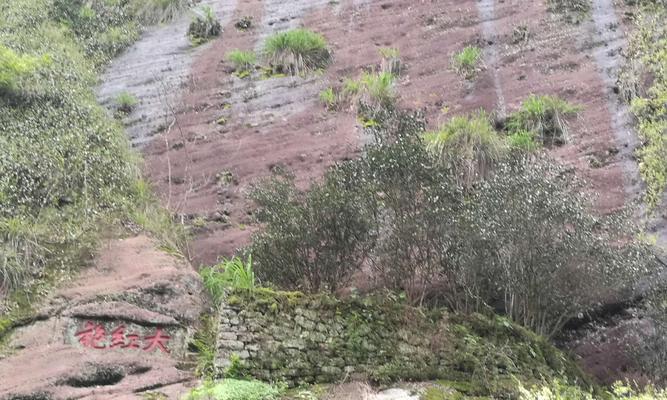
[74,321,171,353]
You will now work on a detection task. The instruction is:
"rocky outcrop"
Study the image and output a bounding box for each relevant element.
[0,236,205,400]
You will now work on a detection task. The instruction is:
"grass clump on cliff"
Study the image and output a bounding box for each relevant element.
[453,46,483,80]
[188,5,221,45]
[226,49,256,77]
[505,94,580,147]
[424,111,507,188]
[264,29,331,75]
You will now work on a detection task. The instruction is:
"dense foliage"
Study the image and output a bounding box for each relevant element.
[249,105,656,337]
[0,0,186,299]
[619,4,667,208]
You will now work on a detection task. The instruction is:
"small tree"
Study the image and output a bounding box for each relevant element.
[466,155,657,337]
[250,167,376,293]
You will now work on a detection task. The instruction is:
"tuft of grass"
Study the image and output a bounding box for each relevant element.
[188,5,221,45]
[424,111,507,187]
[505,95,580,146]
[115,91,138,114]
[200,255,256,304]
[319,87,337,110]
[226,49,256,75]
[360,71,396,108]
[263,29,331,75]
[507,130,540,152]
[128,0,192,25]
[453,46,483,80]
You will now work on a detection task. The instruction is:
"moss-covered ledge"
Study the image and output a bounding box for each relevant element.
[214,288,592,397]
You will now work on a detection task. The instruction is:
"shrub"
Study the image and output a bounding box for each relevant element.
[466,155,656,337]
[186,379,284,400]
[226,49,256,75]
[263,29,331,75]
[115,91,138,114]
[453,46,483,79]
[0,45,47,94]
[618,8,667,209]
[248,105,656,337]
[423,111,507,188]
[505,95,580,146]
[249,168,377,293]
[188,6,221,44]
[200,256,256,304]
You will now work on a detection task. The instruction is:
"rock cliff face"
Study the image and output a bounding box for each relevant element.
[0,236,204,400]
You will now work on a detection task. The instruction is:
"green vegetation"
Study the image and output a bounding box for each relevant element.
[186,379,284,400]
[423,111,506,188]
[619,5,667,208]
[0,0,186,331]
[319,87,336,110]
[188,5,221,45]
[128,0,191,25]
[192,314,220,378]
[115,91,138,114]
[518,380,667,399]
[360,71,396,108]
[0,45,49,93]
[248,105,656,338]
[226,49,256,76]
[263,29,331,75]
[505,94,580,147]
[452,46,483,80]
[200,256,256,304]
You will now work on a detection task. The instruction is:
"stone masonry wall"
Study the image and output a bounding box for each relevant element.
[214,289,583,388]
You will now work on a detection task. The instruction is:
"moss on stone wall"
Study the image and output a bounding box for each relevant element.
[214,289,592,398]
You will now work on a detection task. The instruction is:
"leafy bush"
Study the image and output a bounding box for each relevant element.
[188,6,221,44]
[115,91,138,114]
[453,46,483,79]
[423,111,507,188]
[248,105,656,337]
[226,49,256,75]
[200,256,256,304]
[186,379,284,400]
[0,45,48,94]
[505,95,580,146]
[263,29,331,75]
[466,155,655,337]
[618,7,667,208]
[249,168,377,293]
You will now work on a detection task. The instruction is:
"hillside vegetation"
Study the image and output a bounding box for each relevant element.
[0,0,185,331]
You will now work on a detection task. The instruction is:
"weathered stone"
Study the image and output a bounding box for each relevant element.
[219,340,244,350]
[219,331,237,340]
